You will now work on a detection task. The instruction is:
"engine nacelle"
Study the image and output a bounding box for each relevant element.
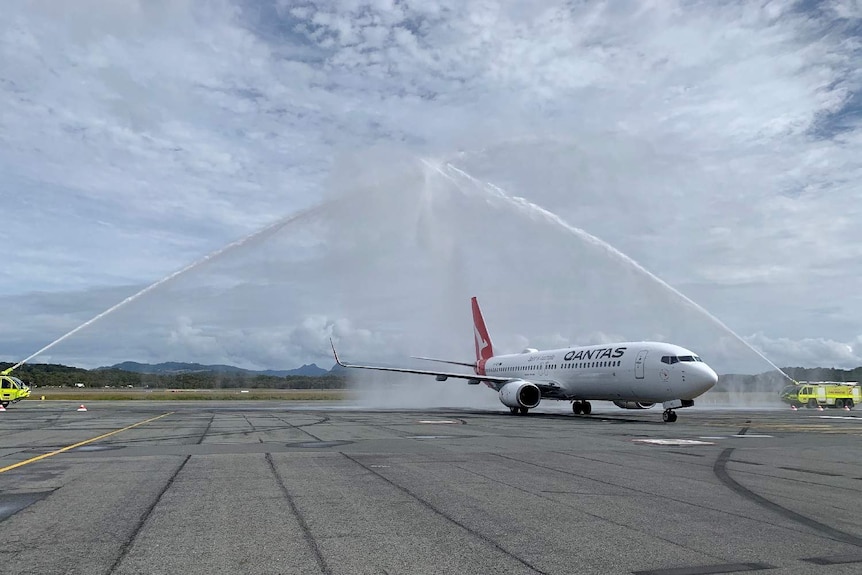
[613,401,655,410]
[499,380,541,409]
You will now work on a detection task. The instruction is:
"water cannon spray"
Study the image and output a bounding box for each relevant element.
[2,203,328,374]
[430,158,799,385]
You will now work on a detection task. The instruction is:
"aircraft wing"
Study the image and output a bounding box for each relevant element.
[331,340,509,384]
[410,356,478,368]
[330,341,562,393]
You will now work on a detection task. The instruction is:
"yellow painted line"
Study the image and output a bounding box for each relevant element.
[0,412,173,474]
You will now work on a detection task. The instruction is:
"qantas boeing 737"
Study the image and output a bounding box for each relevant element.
[332,297,718,422]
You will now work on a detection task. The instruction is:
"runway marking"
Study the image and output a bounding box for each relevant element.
[0,412,173,474]
[418,420,460,424]
[633,439,714,446]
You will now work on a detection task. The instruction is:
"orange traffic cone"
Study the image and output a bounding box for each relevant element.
[790,404,797,411]
[844,405,851,411]
[0,404,6,412]
[77,404,87,412]
[817,404,824,411]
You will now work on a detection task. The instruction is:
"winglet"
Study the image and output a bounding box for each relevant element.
[330,338,346,367]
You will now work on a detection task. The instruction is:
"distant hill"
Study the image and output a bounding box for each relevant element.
[261,364,330,377]
[104,361,330,377]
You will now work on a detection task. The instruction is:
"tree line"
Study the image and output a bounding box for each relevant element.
[0,362,347,389]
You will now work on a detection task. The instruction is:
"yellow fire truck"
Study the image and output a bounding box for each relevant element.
[780,381,859,409]
[0,374,31,408]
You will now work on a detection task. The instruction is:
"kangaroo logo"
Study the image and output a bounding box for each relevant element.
[474,325,490,359]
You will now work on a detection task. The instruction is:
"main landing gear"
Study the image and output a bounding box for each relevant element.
[509,407,530,415]
[662,409,678,423]
[572,401,592,415]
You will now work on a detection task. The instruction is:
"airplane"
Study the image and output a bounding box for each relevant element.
[331,297,718,422]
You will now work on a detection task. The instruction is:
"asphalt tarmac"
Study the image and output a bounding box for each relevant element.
[1,401,861,574]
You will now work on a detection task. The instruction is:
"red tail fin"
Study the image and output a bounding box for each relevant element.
[472,297,494,375]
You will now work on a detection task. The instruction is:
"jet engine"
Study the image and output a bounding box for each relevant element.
[613,401,655,410]
[499,380,541,409]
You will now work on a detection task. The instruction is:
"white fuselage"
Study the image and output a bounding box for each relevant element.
[483,341,717,403]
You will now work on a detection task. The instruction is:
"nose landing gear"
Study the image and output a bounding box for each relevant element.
[662,409,678,423]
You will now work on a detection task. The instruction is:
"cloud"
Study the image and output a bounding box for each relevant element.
[744,332,861,369]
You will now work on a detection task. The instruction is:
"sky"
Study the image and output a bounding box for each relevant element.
[1,0,861,375]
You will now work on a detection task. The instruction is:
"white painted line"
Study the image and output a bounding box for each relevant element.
[817,416,861,420]
[633,439,715,446]
[418,420,459,424]
[731,434,772,438]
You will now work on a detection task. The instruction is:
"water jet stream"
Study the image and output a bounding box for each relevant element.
[2,203,329,375]
[426,159,794,382]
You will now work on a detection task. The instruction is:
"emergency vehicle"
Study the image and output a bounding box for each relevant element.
[0,374,31,407]
[780,381,859,409]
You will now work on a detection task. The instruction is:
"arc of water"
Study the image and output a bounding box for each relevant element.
[423,158,795,383]
[2,203,329,375]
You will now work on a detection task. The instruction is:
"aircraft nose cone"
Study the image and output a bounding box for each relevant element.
[698,364,719,393]
[706,366,718,387]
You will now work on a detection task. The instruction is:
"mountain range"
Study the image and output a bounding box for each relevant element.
[104,361,341,377]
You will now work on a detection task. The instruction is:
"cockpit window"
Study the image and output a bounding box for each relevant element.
[662,355,706,364]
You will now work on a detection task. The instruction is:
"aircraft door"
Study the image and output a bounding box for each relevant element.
[635,350,648,379]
